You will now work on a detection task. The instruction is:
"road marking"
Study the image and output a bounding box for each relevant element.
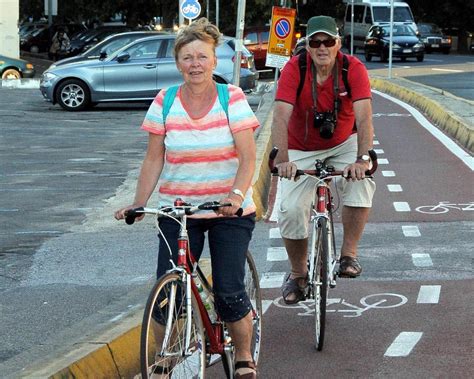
[387,184,403,192]
[68,158,105,162]
[262,300,273,314]
[402,225,421,237]
[417,285,441,303]
[267,247,287,261]
[374,148,384,154]
[269,227,281,239]
[384,332,423,357]
[382,170,396,177]
[412,253,433,267]
[393,202,411,212]
[15,230,62,235]
[373,140,380,145]
[373,90,473,171]
[0,208,19,212]
[378,158,389,164]
[260,272,286,288]
[431,68,463,73]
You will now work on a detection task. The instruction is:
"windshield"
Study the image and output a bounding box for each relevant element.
[381,25,416,37]
[373,6,414,23]
[418,24,441,34]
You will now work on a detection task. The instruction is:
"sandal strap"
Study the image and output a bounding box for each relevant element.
[235,360,256,370]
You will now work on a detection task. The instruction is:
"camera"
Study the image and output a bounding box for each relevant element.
[314,111,336,139]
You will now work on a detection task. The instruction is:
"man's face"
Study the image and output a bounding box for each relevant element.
[306,32,341,66]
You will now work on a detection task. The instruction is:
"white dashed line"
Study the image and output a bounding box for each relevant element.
[262,300,273,314]
[411,253,433,267]
[269,227,281,239]
[373,140,380,145]
[393,202,411,212]
[267,247,288,261]
[260,272,286,288]
[417,285,441,304]
[402,225,421,237]
[384,332,423,357]
[387,184,403,192]
[378,158,389,164]
[382,170,396,177]
[374,148,384,154]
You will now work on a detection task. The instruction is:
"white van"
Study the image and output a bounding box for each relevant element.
[342,0,417,51]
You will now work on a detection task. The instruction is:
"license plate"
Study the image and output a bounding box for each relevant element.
[431,44,439,48]
[403,49,412,53]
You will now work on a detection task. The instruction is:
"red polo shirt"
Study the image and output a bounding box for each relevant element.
[276,51,372,151]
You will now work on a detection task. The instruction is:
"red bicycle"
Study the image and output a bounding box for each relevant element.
[125,200,262,378]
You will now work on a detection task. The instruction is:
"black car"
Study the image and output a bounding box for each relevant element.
[417,23,451,54]
[20,23,87,53]
[67,26,131,57]
[364,24,425,62]
[49,31,168,68]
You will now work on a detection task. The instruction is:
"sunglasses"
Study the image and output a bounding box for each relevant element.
[308,39,337,48]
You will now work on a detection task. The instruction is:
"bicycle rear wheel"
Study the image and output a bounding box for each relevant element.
[141,273,206,378]
[312,218,328,351]
[221,251,262,378]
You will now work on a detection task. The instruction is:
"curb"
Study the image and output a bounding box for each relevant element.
[1,78,40,89]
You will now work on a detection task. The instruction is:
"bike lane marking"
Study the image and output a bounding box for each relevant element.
[411,253,433,267]
[416,285,441,303]
[384,332,423,357]
[393,202,411,212]
[402,225,421,237]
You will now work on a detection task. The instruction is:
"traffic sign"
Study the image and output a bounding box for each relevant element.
[180,0,202,20]
[266,6,296,69]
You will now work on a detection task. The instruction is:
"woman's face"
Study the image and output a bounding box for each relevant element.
[176,39,217,86]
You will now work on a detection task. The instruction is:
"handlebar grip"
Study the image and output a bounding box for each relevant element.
[124,207,144,225]
[235,208,243,217]
[269,147,279,160]
[365,149,378,176]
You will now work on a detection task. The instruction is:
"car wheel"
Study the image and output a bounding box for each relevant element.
[56,79,91,111]
[417,54,424,62]
[380,50,388,63]
[30,45,39,54]
[2,68,22,79]
[364,52,372,62]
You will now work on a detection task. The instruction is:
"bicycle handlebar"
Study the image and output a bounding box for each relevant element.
[124,201,243,225]
[268,147,378,179]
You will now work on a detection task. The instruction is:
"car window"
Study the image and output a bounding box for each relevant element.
[104,37,136,55]
[260,31,269,43]
[353,5,365,23]
[164,39,175,58]
[126,39,162,60]
[245,32,258,44]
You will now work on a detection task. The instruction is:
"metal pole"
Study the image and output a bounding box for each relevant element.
[48,0,53,26]
[388,0,394,78]
[206,0,209,19]
[233,0,246,86]
[179,0,184,27]
[350,0,354,55]
[216,0,219,28]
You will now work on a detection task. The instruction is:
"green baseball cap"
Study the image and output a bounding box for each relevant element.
[307,16,339,38]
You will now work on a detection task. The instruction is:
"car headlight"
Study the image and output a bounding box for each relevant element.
[441,38,451,44]
[413,43,423,48]
[392,44,401,49]
[42,72,58,81]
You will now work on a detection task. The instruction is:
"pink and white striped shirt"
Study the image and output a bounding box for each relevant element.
[141,84,259,217]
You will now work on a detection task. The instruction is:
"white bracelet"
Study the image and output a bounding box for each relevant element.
[231,188,245,201]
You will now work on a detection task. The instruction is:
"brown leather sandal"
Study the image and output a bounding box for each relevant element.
[339,256,362,278]
[234,360,257,378]
[281,274,307,304]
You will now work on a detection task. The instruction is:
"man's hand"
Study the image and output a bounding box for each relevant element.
[276,161,299,181]
[343,160,370,181]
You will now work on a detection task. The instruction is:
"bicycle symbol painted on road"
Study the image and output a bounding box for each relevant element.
[273,293,408,318]
[415,201,474,214]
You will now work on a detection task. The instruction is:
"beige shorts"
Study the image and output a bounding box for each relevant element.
[278,134,376,240]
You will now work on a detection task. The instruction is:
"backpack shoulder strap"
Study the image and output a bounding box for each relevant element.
[341,54,351,98]
[296,50,307,99]
[162,85,180,123]
[216,82,229,119]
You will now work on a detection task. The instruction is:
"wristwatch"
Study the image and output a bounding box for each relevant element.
[231,188,245,201]
[356,154,370,163]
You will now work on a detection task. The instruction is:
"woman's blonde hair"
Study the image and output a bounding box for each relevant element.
[174,18,222,60]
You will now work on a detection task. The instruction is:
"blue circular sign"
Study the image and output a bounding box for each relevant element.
[274,18,291,39]
[181,0,201,20]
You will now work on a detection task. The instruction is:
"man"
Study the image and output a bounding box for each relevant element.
[272,15,376,304]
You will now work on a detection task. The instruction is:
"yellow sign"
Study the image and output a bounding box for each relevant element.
[267,6,296,57]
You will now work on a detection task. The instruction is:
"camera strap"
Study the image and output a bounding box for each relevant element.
[310,60,341,119]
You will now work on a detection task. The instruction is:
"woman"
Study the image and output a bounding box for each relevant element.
[115,18,259,378]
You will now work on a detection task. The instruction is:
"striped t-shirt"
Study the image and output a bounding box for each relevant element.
[141,83,259,217]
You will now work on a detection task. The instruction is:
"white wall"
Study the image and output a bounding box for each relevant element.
[0,0,20,57]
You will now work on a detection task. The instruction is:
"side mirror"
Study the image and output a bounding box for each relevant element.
[117,52,130,63]
[99,50,107,60]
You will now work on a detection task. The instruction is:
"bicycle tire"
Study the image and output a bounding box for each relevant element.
[312,218,328,351]
[140,273,206,378]
[221,251,262,378]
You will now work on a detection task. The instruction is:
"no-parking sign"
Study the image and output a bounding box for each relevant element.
[266,6,296,68]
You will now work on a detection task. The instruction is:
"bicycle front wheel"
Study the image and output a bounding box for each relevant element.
[141,273,206,379]
[312,218,328,351]
[221,251,262,378]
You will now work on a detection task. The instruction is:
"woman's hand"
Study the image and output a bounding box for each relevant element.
[217,194,243,217]
[114,205,145,222]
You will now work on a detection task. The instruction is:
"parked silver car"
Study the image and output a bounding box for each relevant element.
[40,34,258,111]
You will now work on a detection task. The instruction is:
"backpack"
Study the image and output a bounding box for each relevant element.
[162,83,230,123]
[295,50,351,99]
